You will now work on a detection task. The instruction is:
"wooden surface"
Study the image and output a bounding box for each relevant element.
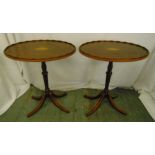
[79,40,149,62]
[4,40,76,62]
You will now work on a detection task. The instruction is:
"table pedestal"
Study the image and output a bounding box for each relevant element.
[85,62,127,117]
[27,62,70,117]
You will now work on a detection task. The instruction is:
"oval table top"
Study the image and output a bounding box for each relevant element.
[4,40,76,62]
[79,40,149,62]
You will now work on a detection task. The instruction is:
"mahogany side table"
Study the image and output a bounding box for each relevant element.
[4,40,76,117]
[79,40,149,116]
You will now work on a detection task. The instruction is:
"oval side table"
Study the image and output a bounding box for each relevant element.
[4,40,76,117]
[79,40,149,117]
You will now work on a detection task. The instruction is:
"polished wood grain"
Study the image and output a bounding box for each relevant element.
[79,40,149,62]
[4,40,76,62]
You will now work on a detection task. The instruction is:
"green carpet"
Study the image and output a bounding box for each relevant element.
[0,86,153,122]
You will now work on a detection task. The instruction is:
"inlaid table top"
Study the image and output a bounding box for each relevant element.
[4,40,76,62]
[79,40,149,62]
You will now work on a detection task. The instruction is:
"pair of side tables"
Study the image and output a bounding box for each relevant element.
[4,40,149,117]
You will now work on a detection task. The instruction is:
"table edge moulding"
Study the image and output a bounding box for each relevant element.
[4,40,76,62]
[79,40,149,62]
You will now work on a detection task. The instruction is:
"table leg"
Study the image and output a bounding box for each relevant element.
[49,95,70,113]
[86,94,105,116]
[52,91,67,98]
[84,90,118,100]
[27,62,70,117]
[27,95,46,117]
[107,94,127,115]
[32,96,42,100]
[84,93,102,100]
[86,62,127,117]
